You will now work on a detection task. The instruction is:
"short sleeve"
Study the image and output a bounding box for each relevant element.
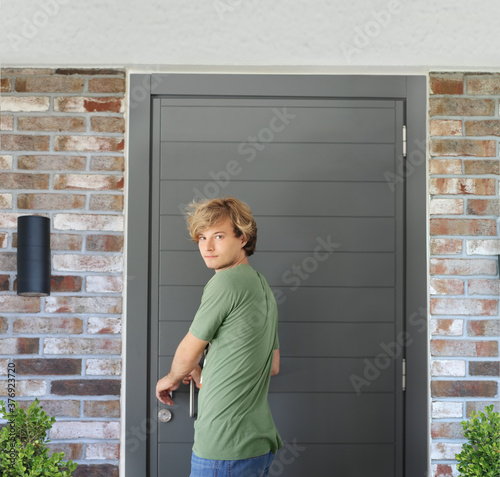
[189,273,233,342]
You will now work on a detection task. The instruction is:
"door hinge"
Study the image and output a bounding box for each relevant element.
[402,125,407,158]
[402,358,406,392]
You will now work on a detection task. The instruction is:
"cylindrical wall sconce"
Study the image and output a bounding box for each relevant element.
[17,215,51,297]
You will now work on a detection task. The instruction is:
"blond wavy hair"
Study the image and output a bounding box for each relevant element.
[186,197,257,256]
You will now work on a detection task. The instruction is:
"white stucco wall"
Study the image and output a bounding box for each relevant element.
[1,0,500,70]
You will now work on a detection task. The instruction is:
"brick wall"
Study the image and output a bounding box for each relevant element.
[0,68,125,477]
[429,73,500,477]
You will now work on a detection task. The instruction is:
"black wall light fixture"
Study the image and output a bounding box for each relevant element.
[17,215,51,297]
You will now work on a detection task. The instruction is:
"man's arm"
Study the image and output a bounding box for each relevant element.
[156,331,208,405]
[271,348,280,376]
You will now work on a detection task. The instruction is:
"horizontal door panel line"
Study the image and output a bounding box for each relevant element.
[160,140,396,145]
[159,285,397,289]
[160,103,396,109]
[161,249,396,253]
[160,179,397,184]
[159,320,397,324]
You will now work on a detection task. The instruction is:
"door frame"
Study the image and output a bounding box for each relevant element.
[126,74,428,477]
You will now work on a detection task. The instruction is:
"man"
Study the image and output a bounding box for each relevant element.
[156,196,283,477]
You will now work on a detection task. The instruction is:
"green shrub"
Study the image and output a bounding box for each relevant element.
[0,399,77,477]
[455,404,500,477]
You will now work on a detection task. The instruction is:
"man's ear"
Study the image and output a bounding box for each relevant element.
[240,236,248,248]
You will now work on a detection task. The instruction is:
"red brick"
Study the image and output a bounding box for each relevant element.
[430,238,463,255]
[15,77,84,93]
[86,278,123,294]
[431,339,498,357]
[72,464,119,477]
[13,317,83,334]
[466,74,500,94]
[18,400,80,418]
[0,232,8,248]
[429,178,496,195]
[48,443,83,459]
[45,296,122,314]
[431,422,465,438]
[430,119,462,136]
[468,279,500,296]
[464,159,500,175]
[465,120,500,137]
[0,155,13,170]
[430,298,497,316]
[50,421,120,439]
[467,199,500,216]
[430,139,496,157]
[53,254,122,273]
[50,234,83,251]
[51,275,83,292]
[0,213,19,228]
[1,78,11,93]
[0,97,50,112]
[0,134,50,151]
[0,338,39,354]
[0,194,12,209]
[429,97,494,116]
[90,117,125,133]
[0,252,20,270]
[1,68,52,76]
[467,320,500,336]
[433,464,454,477]
[89,194,124,211]
[15,358,81,375]
[469,361,500,376]
[54,68,124,76]
[0,173,49,189]
[86,358,121,375]
[18,155,86,170]
[90,156,124,171]
[54,97,123,113]
[466,239,500,255]
[55,136,124,152]
[0,317,8,333]
[429,159,462,174]
[430,219,496,236]
[85,443,120,460]
[431,380,497,397]
[54,214,123,231]
[0,115,14,131]
[44,337,121,354]
[430,74,464,95]
[54,174,124,190]
[87,316,122,335]
[0,275,9,291]
[86,235,124,252]
[0,379,46,396]
[84,400,120,418]
[466,401,500,417]
[18,116,86,132]
[429,199,463,215]
[51,379,121,396]
[431,319,463,336]
[18,193,86,210]
[430,278,464,295]
[89,77,126,93]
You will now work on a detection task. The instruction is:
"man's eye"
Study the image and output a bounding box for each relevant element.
[216,235,223,239]
[199,237,205,241]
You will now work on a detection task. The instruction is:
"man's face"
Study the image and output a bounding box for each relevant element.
[197,217,247,272]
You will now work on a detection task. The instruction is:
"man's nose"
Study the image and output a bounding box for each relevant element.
[205,238,214,250]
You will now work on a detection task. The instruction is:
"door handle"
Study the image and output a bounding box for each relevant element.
[189,380,195,418]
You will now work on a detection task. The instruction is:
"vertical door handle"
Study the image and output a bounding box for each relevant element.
[189,380,195,418]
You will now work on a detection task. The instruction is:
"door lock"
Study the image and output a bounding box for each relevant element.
[158,408,172,423]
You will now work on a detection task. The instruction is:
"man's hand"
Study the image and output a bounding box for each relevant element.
[182,365,202,388]
[156,374,181,405]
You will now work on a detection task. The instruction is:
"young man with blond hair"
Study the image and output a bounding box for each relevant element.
[156,196,282,476]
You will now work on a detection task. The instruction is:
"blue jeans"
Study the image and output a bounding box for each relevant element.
[190,450,275,477]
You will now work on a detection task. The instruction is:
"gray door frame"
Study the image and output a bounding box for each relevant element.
[126,74,428,477]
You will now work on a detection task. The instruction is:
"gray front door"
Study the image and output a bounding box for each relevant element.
[148,95,405,476]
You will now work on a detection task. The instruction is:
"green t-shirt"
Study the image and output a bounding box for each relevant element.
[189,263,283,460]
